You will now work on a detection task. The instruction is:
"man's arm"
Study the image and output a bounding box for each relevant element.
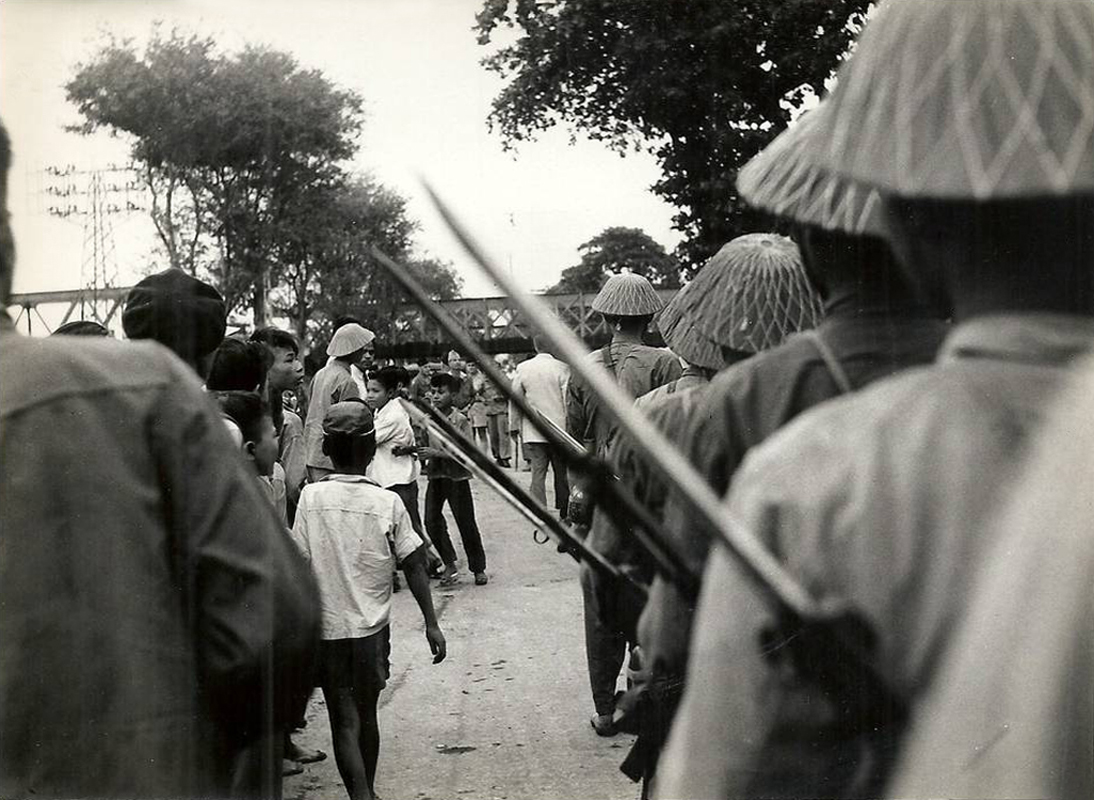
[155,364,321,742]
[280,413,307,507]
[392,501,446,663]
[401,546,446,663]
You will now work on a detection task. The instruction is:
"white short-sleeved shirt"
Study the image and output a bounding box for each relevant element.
[291,474,423,639]
[366,399,420,488]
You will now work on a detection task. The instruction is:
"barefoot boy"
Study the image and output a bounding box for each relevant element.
[291,400,446,800]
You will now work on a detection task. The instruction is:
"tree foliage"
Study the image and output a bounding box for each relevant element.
[476,0,870,267]
[549,227,679,293]
[272,176,463,344]
[65,29,462,346]
[66,30,364,321]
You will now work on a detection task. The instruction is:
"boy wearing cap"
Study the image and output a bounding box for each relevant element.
[291,400,446,800]
[304,322,374,482]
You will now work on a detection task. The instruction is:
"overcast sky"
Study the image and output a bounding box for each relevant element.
[0,0,680,309]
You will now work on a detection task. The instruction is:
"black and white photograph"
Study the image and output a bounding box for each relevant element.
[1,1,1091,799]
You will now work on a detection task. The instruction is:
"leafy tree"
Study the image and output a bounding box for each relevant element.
[476,0,870,267]
[549,226,679,293]
[271,175,463,344]
[66,29,364,322]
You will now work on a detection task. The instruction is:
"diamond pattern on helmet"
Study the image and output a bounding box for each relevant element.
[818,0,1094,199]
[660,234,822,356]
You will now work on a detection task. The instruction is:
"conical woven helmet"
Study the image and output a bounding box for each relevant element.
[590,272,665,316]
[808,0,1094,199]
[737,107,885,235]
[662,234,821,356]
[656,292,731,370]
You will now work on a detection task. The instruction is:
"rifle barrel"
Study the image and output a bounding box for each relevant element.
[422,184,819,620]
[371,246,698,595]
[404,398,643,594]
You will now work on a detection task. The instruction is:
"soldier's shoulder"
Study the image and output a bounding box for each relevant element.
[1,334,197,417]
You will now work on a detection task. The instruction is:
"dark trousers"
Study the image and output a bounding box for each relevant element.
[580,562,628,717]
[425,478,486,573]
[390,481,425,541]
[523,441,569,517]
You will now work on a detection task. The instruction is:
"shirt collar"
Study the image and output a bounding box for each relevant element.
[319,473,381,486]
[939,313,1094,368]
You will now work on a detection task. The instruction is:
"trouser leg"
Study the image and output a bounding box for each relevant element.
[524,442,550,507]
[549,444,570,517]
[580,563,627,717]
[449,480,486,573]
[425,480,456,566]
[229,727,285,800]
[495,413,510,458]
[485,415,502,459]
[391,482,427,543]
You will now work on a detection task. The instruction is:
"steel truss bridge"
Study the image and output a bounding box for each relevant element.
[7,287,675,357]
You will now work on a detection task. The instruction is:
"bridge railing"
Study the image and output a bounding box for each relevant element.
[7,287,677,355]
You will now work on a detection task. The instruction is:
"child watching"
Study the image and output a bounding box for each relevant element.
[206,338,272,394]
[214,391,285,525]
[419,372,489,587]
[250,327,308,520]
[213,390,304,785]
[365,366,444,576]
[291,400,446,800]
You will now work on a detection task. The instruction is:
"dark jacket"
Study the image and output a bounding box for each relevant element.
[0,315,320,798]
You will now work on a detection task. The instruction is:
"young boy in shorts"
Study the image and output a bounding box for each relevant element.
[291,400,446,800]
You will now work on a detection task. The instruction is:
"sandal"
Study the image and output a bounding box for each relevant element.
[439,572,461,587]
[474,572,488,586]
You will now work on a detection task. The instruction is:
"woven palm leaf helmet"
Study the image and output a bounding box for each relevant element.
[660,234,822,359]
[737,107,885,235]
[656,293,729,370]
[808,0,1094,199]
[590,272,665,316]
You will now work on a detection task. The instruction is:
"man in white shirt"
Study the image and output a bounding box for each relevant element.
[509,338,571,518]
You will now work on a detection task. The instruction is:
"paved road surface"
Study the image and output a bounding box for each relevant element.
[284,472,639,800]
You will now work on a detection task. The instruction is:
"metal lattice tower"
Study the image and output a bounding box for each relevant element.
[40,163,144,325]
